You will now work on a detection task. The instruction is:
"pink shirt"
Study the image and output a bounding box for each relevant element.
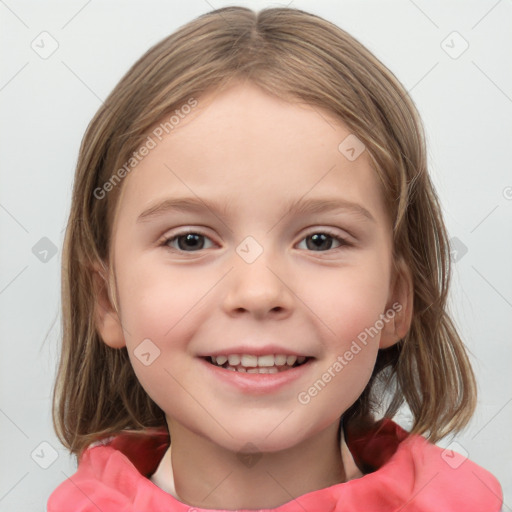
[47,419,503,511]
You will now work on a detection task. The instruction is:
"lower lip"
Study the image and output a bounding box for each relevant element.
[199,357,314,395]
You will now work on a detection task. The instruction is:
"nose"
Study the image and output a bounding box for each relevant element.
[222,249,293,320]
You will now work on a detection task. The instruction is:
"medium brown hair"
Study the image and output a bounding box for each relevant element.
[53,6,476,458]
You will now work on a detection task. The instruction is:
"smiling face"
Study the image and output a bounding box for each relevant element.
[95,82,411,454]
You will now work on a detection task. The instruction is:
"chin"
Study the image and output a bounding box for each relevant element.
[213,417,312,454]
[222,433,303,455]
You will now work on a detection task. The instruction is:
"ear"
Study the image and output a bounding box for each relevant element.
[91,262,126,349]
[379,258,413,349]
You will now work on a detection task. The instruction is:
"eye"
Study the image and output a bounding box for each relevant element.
[162,231,215,252]
[297,230,350,252]
[161,229,351,253]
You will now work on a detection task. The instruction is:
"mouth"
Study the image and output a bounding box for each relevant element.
[203,354,312,374]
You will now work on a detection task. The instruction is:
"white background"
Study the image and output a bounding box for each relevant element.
[1,0,511,510]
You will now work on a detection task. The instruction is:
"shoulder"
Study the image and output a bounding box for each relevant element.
[47,427,171,511]
[47,443,133,511]
[345,419,503,511]
[399,433,502,508]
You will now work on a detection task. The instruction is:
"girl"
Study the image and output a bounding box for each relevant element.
[48,6,502,511]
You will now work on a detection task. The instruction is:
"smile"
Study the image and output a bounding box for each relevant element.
[206,354,310,373]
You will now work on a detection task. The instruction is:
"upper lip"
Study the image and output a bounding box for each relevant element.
[198,344,313,358]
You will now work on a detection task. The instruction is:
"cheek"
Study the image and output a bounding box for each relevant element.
[113,259,203,400]
[298,259,391,346]
[294,296,381,430]
[299,349,377,429]
[292,258,389,408]
[116,256,208,343]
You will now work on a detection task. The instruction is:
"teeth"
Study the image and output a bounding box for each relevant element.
[274,354,287,365]
[208,353,309,372]
[228,354,241,366]
[241,354,258,367]
[286,355,297,366]
[215,355,228,365]
[224,364,295,373]
[243,367,279,374]
[257,355,275,367]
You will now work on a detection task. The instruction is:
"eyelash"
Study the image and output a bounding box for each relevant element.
[159,228,352,254]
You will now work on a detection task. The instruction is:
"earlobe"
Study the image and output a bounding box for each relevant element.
[379,259,413,349]
[91,262,126,349]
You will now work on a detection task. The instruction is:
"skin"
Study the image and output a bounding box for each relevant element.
[95,82,412,509]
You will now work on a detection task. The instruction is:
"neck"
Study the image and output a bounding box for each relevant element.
[166,418,346,510]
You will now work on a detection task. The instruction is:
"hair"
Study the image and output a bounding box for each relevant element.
[53,6,477,459]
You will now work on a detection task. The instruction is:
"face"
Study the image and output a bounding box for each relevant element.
[99,82,406,453]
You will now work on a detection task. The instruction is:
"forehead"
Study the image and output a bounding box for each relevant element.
[113,82,388,228]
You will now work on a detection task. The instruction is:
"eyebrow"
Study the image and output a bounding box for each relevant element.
[136,196,375,223]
